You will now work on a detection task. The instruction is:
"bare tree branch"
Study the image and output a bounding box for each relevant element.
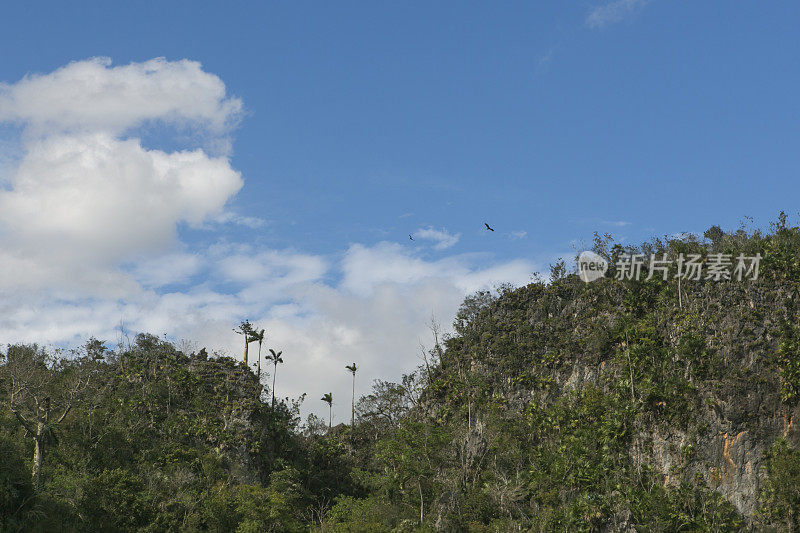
[56,404,72,424]
[10,408,35,434]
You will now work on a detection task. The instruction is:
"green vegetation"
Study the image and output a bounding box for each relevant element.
[3,216,800,530]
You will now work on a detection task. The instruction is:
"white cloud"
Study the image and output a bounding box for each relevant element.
[510,230,527,240]
[341,242,532,296]
[0,240,538,421]
[413,226,460,250]
[0,134,241,264]
[213,212,267,229]
[131,252,204,288]
[0,58,243,294]
[586,0,650,29]
[215,245,535,420]
[0,57,242,136]
[601,220,631,227]
[214,248,329,306]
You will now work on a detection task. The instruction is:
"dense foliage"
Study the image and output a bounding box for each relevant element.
[2,216,800,531]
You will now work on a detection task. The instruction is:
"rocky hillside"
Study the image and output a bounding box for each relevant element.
[408,223,800,531]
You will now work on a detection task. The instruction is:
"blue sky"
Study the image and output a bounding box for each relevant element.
[0,1,798,420]
[3,2,798,255]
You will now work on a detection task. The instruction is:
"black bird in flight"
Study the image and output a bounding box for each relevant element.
[484,223,495,232]
[409,234,414,241]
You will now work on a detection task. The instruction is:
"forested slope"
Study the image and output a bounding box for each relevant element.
[3,219,800,531]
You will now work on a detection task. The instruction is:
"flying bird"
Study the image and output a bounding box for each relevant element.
[409,234,414,241]
[484,223,495,232]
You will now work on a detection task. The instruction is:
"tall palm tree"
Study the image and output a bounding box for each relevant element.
[345,363,358,428]
[266,349,283,409]
[253,329,266,382]
[321,393,333,431]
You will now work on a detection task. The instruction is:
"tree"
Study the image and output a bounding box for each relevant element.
[84,337,107,360]
[704,225,725,247]
[321,393,333,431]
[356,379,415,443]
[759,439,800,530]
[4,345,89,491]
[376,419,450,527]
[234,320,259,367]
[253,329,266,383]
[266,348,284,409]
[345,363,358,429]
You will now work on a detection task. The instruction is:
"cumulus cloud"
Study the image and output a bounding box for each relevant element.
[0,134,241,263]
[213,246,329,305]
[0,57,242,135]
[413,226,460,250]
[586,0,650,29]
[130,252,204,288]
[0,58,243,293]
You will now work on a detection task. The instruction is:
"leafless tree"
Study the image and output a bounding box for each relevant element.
[233,320,259,367]
[4,344,90,491]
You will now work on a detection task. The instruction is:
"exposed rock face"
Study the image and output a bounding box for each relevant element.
[185,354,264,484]
[555,358,792,519]
[557,355,794,518]
[639,402,800,518]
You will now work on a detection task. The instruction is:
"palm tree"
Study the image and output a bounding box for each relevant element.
[321,393,333,431]
[233,320,258,366]
[253,329,266,382]
[345,363,358,428]
[266,348,283,409]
